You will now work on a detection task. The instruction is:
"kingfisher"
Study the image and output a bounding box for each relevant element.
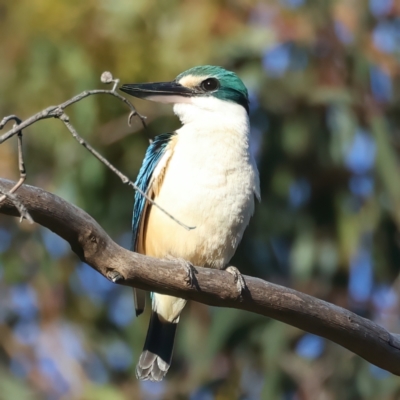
[120,65,260,381]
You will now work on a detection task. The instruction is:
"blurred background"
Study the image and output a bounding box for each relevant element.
[0,0,400,398]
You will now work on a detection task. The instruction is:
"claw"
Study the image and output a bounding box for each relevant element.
[107,270,124,283]
[225,266,247,298]
[183,261,196,288]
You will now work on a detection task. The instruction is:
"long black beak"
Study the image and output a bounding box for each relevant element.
[119,81,194,101]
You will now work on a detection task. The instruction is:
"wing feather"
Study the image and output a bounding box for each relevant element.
[131,133,176,315]
[131,133,176,251]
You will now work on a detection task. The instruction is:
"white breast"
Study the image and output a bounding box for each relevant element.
[143,97,260,269]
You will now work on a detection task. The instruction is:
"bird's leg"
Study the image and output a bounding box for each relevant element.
[225,266,247,298]
[166,256,196,288]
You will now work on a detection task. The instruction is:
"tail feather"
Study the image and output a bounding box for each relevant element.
[136,311,177,381]
[133,288,146,317]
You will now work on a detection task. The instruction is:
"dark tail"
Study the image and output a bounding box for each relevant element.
[133,288,146,317]
[136,311,177,381]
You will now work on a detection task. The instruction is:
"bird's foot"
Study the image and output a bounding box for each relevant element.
[225,266,247,299]
[180,259,196,288]
[166,256,196,288]
[107,270,124,283]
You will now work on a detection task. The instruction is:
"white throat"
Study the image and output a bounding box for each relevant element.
[173,97,249,133]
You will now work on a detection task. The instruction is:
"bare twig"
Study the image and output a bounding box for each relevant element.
[58,112,195,230]
[0,116,32,222]
[0,183,33,223]
[1,178,400,376]
[0,92,141,145]
[0,72,195,231]
[0,76,146,145]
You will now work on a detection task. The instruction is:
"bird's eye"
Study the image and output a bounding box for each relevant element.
[200,78,219,92]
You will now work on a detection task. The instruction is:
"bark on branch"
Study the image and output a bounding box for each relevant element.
[1,178,400,375]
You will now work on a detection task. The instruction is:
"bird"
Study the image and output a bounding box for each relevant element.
[120,65,260,382]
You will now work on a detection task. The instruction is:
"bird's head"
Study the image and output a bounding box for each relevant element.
[120,65,249,115]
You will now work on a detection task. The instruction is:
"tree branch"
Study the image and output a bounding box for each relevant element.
[0,178,400,375]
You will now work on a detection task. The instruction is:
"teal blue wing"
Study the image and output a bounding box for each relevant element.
[131,132,176,250]
[131,132,176,316]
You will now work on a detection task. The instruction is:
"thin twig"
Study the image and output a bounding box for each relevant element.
[0,116,26,199]
[58,112,195,231]
[0,72,195,231]
[0,184,33,223]
[0,87,146,145]
[0,116,32,222]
